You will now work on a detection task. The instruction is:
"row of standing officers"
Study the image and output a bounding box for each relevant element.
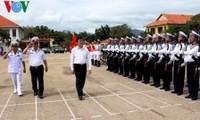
[103,30,200,101]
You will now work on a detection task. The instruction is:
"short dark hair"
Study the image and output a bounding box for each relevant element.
[76,36,83,42]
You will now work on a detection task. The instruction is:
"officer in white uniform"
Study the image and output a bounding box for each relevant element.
[94,40,102,67]
[23,36,48,99]
[143,34,153,84]
[3,42,26,96]
[135,36,144,81]
[170,31,187,95]
[183,31,199,100]
[160,33,174,91]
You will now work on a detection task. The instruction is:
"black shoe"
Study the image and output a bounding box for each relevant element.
[192,97,198,101]
[123,74,128,77]
[78,96,83,100]
[82,93,86,96]
[165,88,170,91]
[171,91,177,94]
[155,85,160,88]
[185,95,192,99]
[38,95,43,99]
[177,92,182,96]
[118,73,123,75]
[34,92,37,96]
[150,84,155,86]
[128,76,134,79]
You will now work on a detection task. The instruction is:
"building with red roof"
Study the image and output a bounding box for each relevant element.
[145,14,193,34]
[0,15,24,51]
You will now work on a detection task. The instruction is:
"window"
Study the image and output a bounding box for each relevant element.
[12,29,16,37]
[150,28,155,34]
[158,27,163,34]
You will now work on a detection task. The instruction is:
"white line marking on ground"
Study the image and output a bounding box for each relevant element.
[117,83,172,107]
[160,106,169,108]
[58,89,76,120]
[144,108,153,111]
[100,85,144,110]
[91,115,103,118]
[118,83,138,91]
[83,90,118,115]
[139,92,172,106]
[188,101,196,104]
[129,110,138,113]
[6,100,63,107]
[71,118,82,120]
[35,96,38,120]
[174,104,182,106]
[125,97,145,110]
[110,113,121,116]
[0,93,13,118]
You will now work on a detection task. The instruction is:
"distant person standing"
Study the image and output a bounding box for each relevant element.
[3,42,26,96]
[70,37,92,100]
[0,47,3,56]
[23,37,48,99]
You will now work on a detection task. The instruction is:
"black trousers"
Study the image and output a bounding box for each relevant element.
[113,56,119,73]
[74,64,87,96]
[129,59,136,78]
[136,60,144,80]
[30,65,44,96]
[118,57,124,75]
[123,57,129,76]
[187,62,199,99]
[143,60,150,83]
[163,63,172,90]
[153,62,164,87]
[173,61,185,94]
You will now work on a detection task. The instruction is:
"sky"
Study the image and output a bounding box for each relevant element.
[0,0,199,33]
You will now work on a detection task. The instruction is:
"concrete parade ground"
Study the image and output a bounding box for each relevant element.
[0,53,200,120]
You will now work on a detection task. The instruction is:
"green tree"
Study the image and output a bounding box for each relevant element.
[186,13,200,33]
[110,24,133,38]
[95,25,110,40]
[0,28,11,46]
[166,25,188,38]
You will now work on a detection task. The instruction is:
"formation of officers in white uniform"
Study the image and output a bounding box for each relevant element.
[85,40,102,67]
[102,30,200,101]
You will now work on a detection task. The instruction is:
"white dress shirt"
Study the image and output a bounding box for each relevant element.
[27,48,46,66]
[7,51,24,73]
[70,46,91,71]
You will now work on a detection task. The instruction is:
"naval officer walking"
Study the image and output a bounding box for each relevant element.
[23,37,48,99]
[3,42,26,96]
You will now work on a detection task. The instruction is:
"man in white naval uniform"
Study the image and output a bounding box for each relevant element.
[183,31,200,100]
[170,31,187,95]
[23,36,48,99]
[3,42,26,96]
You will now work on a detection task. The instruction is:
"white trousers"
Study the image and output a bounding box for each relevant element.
[90,52,95,60]
[95,51,102,61]
[10,73,22,95]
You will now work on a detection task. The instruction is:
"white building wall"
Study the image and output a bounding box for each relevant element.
[0,27,24,53]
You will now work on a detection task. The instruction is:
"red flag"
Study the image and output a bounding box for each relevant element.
[70,34,77,53]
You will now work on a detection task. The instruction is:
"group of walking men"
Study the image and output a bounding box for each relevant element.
[103,30,200,101]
